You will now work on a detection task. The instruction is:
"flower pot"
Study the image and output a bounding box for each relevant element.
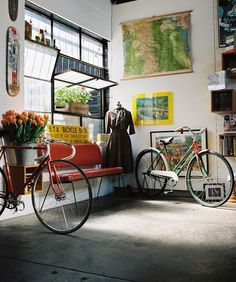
[55,104,69,111]
[14,143,37,165]
[68,103,89,115]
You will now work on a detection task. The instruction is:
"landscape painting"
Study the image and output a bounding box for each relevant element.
[121,11,192,79]
[132,92,173,125]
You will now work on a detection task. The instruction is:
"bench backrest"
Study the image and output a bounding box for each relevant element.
[47,143,103,167]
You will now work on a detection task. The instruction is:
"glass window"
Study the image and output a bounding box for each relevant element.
[81,34,103,67]
[25,5,109,138]
[88,90,103,117]
[25,9,51,43]
[53,113,81,126]
[82,117,103,142]
[53,22,80,59]
[24,77,51,112]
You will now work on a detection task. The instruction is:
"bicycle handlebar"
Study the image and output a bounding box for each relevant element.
[175,126,207,137]
[35,137,76,162]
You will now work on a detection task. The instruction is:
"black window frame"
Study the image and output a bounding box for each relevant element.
[25,2,110,129]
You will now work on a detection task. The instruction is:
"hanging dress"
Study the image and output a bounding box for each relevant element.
[105,108,135,173]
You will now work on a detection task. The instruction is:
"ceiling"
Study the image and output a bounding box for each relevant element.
[110,0,136,5]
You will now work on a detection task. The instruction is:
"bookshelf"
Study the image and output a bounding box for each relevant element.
[210,52,236,157]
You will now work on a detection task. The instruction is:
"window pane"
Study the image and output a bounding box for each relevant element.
[53,114,81,125]
[82,118,103,142]
[24,77,51,112]
[53,22,80,59]
[25,9,51,43]
[81,34,103,67]
[88,90,103,117]
[55,56,104,78]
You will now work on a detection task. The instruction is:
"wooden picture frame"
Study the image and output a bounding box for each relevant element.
[121,11,192,79]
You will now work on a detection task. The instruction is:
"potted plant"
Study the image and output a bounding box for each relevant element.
[55,86,92,114]
[1,110,48,164]
[54,87,71,110]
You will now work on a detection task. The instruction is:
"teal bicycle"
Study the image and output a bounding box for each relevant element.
[135,126,234,207]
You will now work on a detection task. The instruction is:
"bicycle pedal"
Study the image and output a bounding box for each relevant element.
[18,201,25,211]
[55,193,66,201]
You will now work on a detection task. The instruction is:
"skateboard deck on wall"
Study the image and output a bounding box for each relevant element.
[6,26,20,97]
[8,0,18,21]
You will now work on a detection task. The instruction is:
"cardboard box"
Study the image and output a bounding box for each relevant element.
[208,70,236,90]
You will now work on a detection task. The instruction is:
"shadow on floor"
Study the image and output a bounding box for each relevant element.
[0,193,236,282]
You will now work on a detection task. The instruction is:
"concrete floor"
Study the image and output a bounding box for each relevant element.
[0,192,236,282]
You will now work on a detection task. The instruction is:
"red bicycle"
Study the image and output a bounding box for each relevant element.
[0,133,92,234]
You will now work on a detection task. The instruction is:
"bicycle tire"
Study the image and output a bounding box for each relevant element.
[0,167,9,216]
[135,148,168,197]
[32,159,92,234]
[186,150,234,207]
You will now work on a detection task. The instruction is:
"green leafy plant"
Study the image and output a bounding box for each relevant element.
[55,86,92,106]
[54,87,72,106]
[1,110,48,143]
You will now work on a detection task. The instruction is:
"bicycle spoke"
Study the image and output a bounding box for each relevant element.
[186,151,234,207]
[32,160,92,234]
[135,149,167,197]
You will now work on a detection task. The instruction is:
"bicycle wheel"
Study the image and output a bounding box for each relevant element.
[32,160,92,234]
[186,150,234,207]
[0,167,9,215]
[135,148,168,197]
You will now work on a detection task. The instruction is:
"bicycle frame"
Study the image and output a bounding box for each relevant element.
[162,139,200,177]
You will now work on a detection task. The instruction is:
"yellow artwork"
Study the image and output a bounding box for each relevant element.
[132,91,173,125]
[46,124,89,144]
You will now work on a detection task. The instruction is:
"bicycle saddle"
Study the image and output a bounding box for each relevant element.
[159,137,174,145]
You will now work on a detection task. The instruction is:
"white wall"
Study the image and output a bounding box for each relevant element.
[109,0,231,187]
[0,0,25,116]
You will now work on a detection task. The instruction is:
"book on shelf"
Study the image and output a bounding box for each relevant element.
[224,114,236,132]
[220,135,236,157]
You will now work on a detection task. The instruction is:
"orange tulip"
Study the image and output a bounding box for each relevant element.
[17,119,23,126]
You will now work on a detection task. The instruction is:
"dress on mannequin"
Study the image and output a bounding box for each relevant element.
[105,102,135,173]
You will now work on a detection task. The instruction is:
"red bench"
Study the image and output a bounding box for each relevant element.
[47,143,125,197]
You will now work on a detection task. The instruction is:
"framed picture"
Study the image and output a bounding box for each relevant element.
[132,91,173,125]
[150,129,208,176]
[218,0,236,47]
[121,11,192,79]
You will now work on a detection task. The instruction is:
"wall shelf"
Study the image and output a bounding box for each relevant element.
[211,89,236,114]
